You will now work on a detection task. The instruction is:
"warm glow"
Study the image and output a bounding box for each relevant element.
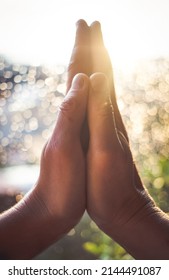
[0,0,169,72]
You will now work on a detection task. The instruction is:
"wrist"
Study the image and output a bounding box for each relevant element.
[20,186,72,236]
[6,187,70,259]
[95,187,154,232]
[33,181,85,231]
[102,191,169,259]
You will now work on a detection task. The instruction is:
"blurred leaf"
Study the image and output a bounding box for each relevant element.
[83,242,102,255]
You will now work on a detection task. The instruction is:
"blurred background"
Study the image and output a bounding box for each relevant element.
[1,0,169,259]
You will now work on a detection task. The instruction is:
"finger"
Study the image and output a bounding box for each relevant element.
[88,73,119,151]
[90,21,110,74]
[90,20,114,82]
[90,22,116,104]
[90,21,104,46]
[75,19,89,46]
[90,21,128,141]
[66,19,91,93]
[52,73,89,147]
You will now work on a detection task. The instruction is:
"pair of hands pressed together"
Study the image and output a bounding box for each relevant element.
[0,20,169,260]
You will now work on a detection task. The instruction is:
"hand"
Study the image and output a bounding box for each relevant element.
[0,73,89,259]
[90,21,147,195]
[88,21,149,224]
[73,20,150,232]
[36,73,89,226]
[87,73,169,259]
[67,20,129,151]
[87,72,153,227]
[64,20,169,259]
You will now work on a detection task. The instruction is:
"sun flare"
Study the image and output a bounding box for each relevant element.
[1,0,169,70]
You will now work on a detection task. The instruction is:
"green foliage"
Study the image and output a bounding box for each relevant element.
[83,239,133,260]
[119,58,169,213]
[141,156,169,212]
[80,217,133,260]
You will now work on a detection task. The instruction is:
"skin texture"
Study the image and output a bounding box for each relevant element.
[67,20,169,259]
[0,19,169,260]
[66,20,91,92]
[36,73,89,222]
[0,73,89,259]
[87,73,169,260]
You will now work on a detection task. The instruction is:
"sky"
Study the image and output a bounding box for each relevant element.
[0,0,169,71]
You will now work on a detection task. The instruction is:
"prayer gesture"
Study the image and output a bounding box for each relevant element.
[0,20,169,260]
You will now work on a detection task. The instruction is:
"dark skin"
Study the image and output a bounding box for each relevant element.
[67,19,148,219]
[0,19,169,260]
[0,73,89,259]
[68,19,169,259]
[67,20,127,139]
[88,72,169,259]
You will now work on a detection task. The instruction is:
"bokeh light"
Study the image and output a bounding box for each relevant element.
[0,56,65,167]
[1,48,169,261]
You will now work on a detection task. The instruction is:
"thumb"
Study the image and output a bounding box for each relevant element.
[52,73,89,147]
[88,73,119,152]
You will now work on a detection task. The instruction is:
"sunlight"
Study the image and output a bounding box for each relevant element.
[1,0,169,70]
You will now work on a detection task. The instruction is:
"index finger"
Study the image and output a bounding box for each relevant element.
[66,19,91,93]
[90,21,128,141]
[75,19,90,46]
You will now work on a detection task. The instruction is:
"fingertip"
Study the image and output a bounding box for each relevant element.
[90,20,104,46]
[90,72,107,80]
[90,20,101,28]
[76,19,88,28]
[74,19,90,46]
[62,74,89,134]
[71,73,89,91]
[90,72,109,93]
[57,74,89,134]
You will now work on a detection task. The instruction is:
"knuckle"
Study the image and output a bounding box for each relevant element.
[43,137,69,160]
[67,61,75,74]
[59,96,77,119]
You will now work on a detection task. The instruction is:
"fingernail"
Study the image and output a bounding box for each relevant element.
[72,74,85,89]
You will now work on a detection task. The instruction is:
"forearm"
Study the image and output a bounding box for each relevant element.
[0,188,68,259]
